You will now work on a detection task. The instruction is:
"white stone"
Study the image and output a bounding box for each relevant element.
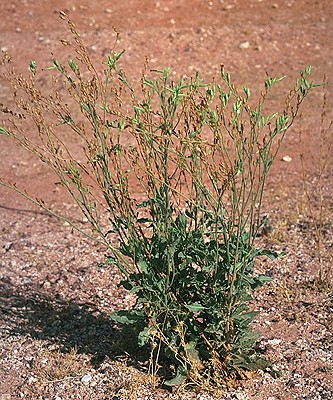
[81,374,92,384]
[282,155,292,162]
[240,41,250,49]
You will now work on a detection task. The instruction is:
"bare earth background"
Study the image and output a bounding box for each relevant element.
[0,1,332,399]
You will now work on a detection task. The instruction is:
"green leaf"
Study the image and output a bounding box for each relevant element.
[234,355,272,371]
[29,60,37,76]
[250,274,272,290]
[107,50,125,69]
[52,59,64,72]
[143,79,156,91]
[68,58,78,74]
[243,86,250,100]
[138,260,149,274]
[137,218,152,224]
[137,199,153,208]
[138,326,151,346]
[185,302,205,313]
[119,279,133,291]
[0,126,10,136]
[256,275,272,284]
[177,212,187,226]
[305,65,312,75]
[253,248,285,260]
[110,309,145,325]
[164,367,188,387]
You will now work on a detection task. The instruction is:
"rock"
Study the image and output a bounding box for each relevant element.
[81,374,92,384]
[240,41,250,49]
[4,242,13,251]
[282,155,292,162]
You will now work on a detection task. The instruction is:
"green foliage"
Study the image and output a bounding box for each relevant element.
[112,206,279,381]
[0,12,319,388]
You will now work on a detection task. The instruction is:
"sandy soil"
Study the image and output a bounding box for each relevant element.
[0,1,332,399]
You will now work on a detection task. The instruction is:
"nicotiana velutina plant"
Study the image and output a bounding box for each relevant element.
[0,12,319,388]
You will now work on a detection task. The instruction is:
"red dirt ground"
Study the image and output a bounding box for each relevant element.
[0,1,332,399]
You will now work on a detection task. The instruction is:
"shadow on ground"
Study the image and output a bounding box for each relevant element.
[0,280,149,368]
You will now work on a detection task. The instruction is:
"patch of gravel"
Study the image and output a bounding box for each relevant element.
[0,201,332,399]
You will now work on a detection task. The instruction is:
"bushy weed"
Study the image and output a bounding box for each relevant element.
[0,12,319,388]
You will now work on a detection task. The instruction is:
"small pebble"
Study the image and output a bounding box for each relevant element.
[267,338,282,346]
[81,374,92,384]
[240,41,250,49]
[4,242,13,251]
